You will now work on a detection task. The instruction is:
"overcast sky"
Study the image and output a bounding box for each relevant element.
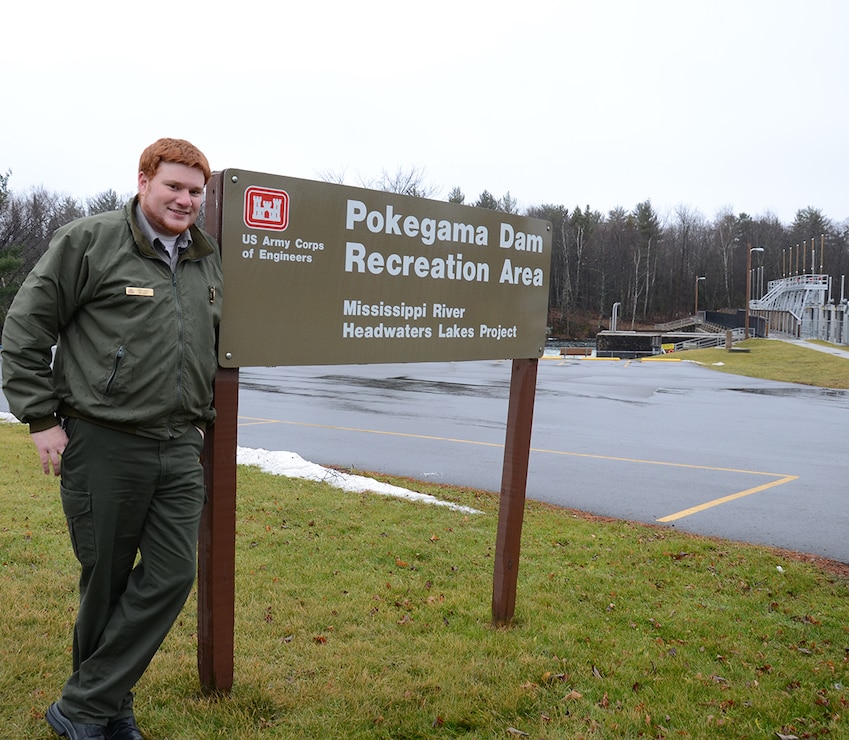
[3,0,847,225]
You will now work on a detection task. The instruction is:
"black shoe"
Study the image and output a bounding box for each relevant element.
[45,702,106,739]
[105,715,144,740]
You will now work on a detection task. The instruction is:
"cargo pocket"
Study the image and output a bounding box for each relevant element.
[59,486,97,566]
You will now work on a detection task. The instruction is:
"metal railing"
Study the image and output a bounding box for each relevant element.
[668,328,745,353]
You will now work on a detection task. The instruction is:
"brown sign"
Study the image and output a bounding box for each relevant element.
[217,169,551,367]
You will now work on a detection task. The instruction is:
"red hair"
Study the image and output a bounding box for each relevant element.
[138,138,211,183]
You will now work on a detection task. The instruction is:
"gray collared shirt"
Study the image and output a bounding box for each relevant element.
[134,203,192,272]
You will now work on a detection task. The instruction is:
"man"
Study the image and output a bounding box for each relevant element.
[1,139,223,739]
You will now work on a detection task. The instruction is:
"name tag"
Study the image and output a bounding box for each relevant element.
[126,287,154,297]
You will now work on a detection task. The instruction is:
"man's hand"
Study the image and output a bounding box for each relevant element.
[31,425,69,476]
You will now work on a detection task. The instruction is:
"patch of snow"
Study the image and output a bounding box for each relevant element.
[237,447,480,514]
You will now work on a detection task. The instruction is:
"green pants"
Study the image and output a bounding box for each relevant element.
[56,418,206,725]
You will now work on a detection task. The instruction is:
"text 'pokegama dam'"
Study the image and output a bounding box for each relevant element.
[343,200,546,285]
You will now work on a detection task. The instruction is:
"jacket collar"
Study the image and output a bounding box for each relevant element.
[126,196,216,261]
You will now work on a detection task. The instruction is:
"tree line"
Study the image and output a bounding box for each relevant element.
[526,200,847,338]
[2,167,847,339]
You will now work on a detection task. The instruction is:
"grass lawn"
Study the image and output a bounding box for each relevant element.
[673,338,849,389]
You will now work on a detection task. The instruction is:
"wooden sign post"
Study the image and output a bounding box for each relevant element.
[197,174,237,692]
[492,358,538,626]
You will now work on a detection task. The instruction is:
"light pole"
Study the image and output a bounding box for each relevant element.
[694,276,706,317]
[745,244,765,339]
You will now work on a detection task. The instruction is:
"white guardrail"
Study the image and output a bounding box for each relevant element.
[670,328,745,352]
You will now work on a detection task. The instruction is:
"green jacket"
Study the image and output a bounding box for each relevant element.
[1,198,223,439]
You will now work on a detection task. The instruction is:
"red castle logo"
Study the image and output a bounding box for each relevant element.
[244,186,289,231]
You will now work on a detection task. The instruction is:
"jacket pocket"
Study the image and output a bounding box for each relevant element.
[59,486,97,566]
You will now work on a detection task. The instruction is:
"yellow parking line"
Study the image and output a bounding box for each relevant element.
[238,416,503,447]
[238,416,798,522]
[527,445,789,476]
[238,417,288,427]
[656,475,798,522]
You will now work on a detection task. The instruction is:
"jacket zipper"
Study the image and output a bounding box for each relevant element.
[169,271,185,437]
[105,345,126,395]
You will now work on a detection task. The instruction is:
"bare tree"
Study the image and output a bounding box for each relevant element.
[527,204,569,314]
[315,167,348,185]
[370,166,440,198]
[631,201,661,326]
[319,165,440,199]
[0,182,86,330]
[713,207,740,308]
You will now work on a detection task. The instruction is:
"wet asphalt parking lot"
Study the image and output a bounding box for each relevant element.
[232,356,849,564]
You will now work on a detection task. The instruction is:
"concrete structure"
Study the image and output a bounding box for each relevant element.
[750,274,849,344]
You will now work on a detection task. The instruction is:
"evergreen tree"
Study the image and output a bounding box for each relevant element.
[447,187,465,204]
[473,190,499,211]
